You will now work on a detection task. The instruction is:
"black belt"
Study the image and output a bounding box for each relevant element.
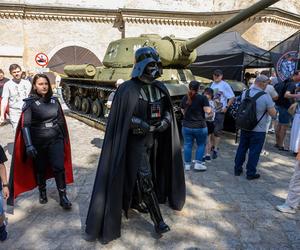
[31,122,58,129]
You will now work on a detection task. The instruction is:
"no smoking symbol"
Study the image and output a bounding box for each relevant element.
[35,53,49,67]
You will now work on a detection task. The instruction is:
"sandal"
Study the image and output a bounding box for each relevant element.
[278,146,289,151]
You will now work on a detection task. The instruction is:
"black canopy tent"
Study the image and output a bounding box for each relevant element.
[247,30,300,79]
[189,31,272,81]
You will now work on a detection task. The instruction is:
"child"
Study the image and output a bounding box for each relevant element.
[0,145,9,241]
[203,88,215,162]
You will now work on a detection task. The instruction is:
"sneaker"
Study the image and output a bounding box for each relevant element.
[205,155,211,162]
[261,150,269,156]
[194,162,207,171]
[212,150,218,159]
[276,204,296,214]
[202,157,206,163]
[246,174,260,180]
[268,128,275,134]
[184,163,191,171]
[234,170,243,176]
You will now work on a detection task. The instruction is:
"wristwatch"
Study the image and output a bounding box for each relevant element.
[2,184,8,188]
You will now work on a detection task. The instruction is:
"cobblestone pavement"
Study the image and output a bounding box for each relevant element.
[0,114,299,250]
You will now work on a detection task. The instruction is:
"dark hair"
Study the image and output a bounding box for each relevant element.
[204,87,214,99]
[9,64,21,73]
[0,69,4,74]
[186,81,200,105]
[31,74,53,101]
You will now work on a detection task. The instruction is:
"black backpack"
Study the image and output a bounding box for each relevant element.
[235,89,266,131]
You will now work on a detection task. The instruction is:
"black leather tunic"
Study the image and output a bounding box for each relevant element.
[23,96,64,145]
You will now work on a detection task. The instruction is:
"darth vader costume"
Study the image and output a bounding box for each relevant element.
[85,47,185,243]
[8,94,73,209]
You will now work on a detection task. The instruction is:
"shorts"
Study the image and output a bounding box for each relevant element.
[207,121,215,135]
[0,192,4,215]
[276,106,291,125]
[213,112,225,137]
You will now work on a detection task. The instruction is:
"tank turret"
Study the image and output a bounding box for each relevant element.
[61,0,280,126]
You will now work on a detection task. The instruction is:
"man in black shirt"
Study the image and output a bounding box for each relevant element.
[275,70,300,150]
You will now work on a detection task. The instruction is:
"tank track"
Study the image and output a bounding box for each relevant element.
[61,79,184,127]
[61,80,114,126]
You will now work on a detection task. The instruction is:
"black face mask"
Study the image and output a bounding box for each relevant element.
[140,63,161,83]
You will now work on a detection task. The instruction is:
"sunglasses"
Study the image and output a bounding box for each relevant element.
[213,74,221,77]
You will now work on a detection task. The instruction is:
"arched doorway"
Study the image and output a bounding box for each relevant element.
[46,46,102,84]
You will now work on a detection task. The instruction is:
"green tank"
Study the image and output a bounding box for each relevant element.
[61,0,280,125]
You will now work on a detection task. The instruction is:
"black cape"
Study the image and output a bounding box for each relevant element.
[85,78,185,243]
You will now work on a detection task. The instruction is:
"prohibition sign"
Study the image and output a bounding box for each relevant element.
[35,52,49,67]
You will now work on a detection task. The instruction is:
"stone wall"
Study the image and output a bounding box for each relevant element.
[0,0,299,76]
[2,0,300,14]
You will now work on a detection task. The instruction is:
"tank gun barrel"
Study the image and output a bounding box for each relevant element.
[183,0,280,54]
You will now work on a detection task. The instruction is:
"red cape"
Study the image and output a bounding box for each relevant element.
[8,105,73,206]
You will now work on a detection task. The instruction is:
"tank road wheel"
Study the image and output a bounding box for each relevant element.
[74,96,82,111]
[92,99,103,117]
[81,98,92,114]
[62,84,71,103]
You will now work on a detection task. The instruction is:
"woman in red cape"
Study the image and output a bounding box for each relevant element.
[8,74,73,209]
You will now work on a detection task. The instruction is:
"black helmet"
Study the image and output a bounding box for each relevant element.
[131,47,162,78]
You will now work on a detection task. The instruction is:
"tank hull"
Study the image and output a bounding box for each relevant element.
[61,68,194,126]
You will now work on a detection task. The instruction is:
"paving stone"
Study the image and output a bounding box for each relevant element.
[0,117,299,249]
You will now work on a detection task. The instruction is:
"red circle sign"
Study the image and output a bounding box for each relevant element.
[35,52,49,67]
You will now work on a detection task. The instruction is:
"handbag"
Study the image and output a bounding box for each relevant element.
[288,102,298,116]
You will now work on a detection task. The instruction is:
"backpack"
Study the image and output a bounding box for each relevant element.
[235,89,266,131]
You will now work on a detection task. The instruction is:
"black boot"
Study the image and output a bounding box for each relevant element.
[131,201,148,213]
[131,181,148,213]
[39,188,48,204]
[58,188,72,210]
[143,191,170,234]
[36,174,47,204]
[54,172,72,210]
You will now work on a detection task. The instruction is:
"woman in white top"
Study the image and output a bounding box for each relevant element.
[290,86,300,154]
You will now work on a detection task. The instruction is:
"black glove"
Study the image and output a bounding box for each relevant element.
[155,111,171,132]
[131,116,150,134]
[22,127,38,158]
[26,145,37,158]
[155,119,169,132]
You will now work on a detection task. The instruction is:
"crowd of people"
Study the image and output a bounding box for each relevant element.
[0,49,299,243]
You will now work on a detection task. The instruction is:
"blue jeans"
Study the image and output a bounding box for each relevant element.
[234,130,266,177]
[182,126,208,164]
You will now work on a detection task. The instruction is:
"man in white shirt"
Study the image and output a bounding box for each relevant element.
[210,69,235,159]
[0,64,32,132]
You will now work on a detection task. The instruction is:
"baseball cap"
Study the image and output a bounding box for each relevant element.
[213,69,223,75]
[254,74,270,84]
